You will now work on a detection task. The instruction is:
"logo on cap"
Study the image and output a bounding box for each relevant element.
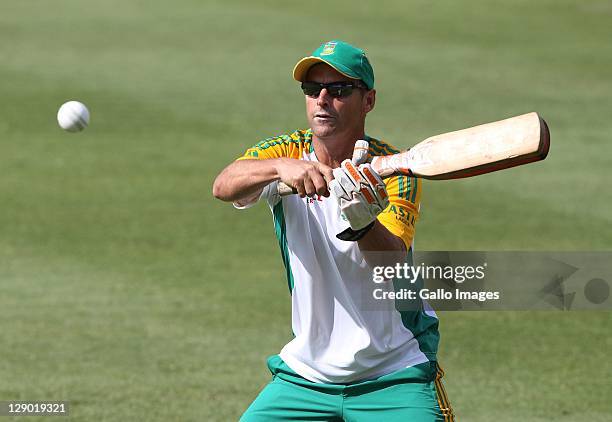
[321,42,337,56]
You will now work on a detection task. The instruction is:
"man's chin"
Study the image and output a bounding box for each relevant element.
[311,124,337,139]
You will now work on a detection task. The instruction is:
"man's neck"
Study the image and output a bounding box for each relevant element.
[312,131,366,168]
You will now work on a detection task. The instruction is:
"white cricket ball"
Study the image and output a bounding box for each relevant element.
[57,101,90,132]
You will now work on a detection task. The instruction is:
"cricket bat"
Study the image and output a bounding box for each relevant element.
[277,112,549,195]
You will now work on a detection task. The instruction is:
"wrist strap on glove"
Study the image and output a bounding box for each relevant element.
[336,221,375,241]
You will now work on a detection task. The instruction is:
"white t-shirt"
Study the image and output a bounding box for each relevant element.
[235,130,439,383]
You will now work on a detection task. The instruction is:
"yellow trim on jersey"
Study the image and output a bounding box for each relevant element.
[236,130,313,161]
[434,364,455,422]
[378,174,421,250]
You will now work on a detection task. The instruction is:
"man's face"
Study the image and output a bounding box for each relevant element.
[304,64,375,140]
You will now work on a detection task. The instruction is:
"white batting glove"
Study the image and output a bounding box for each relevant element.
[329,160,390,232]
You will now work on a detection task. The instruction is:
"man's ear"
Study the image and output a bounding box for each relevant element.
[364,89,376,113]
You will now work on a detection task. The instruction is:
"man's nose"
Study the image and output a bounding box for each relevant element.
[316,88,332,105]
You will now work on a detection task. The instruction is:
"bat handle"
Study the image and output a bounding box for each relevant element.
[278,157,401,197]
[278,182,296,196]
[370,154,412,177]
[277,139,370,197]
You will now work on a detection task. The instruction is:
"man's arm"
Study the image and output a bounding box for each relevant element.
[212,158,334,202]
[358,220,407,253]
[357,220,408,269]
[213,159,279,203]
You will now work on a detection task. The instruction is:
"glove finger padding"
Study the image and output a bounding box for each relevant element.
[331,160,390,231]
[360,164,388,204]
[331,165,357,199]
[341,160,389,209]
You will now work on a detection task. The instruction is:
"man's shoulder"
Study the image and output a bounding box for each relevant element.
[255,129,313,150]
[367,136,401,157]
[240,129,313,160]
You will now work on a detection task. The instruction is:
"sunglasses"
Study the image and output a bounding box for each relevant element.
[301,81,366,98]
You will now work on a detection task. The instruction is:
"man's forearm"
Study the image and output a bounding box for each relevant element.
[214,157,335,202]
[358,221,408,270]
[358,220,407,252]
[212,159,280,202]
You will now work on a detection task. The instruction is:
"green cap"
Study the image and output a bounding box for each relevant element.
[293,40,375,90]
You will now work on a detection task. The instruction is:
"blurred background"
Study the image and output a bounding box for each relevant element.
[1,0,611,420]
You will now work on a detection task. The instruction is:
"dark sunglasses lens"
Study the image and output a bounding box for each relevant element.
[301,82,356,98]
[329,85,353,98]
[301,83,321,97]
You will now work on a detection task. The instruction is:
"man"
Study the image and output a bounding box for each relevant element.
[213,40,454,421]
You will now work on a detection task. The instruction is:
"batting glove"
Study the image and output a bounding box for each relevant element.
[329,160,389,240]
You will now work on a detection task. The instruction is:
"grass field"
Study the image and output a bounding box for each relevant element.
[1,0,611,420]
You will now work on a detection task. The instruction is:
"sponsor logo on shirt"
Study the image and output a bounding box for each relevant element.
[387,205,416,226]
[306,195,324,204]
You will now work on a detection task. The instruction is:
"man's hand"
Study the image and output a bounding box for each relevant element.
[329,160,390,231]
[213,158,334,202]
[274,158,334,198]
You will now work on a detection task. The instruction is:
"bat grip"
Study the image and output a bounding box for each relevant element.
[277,164,393,197]
[278,139,371,197]
[370,154,413,177]
[278,182,296,196]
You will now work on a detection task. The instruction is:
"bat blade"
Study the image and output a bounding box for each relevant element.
[372,112,550,179]
[277,112,550,196]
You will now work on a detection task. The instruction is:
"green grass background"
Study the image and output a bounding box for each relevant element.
[1,0,611,420]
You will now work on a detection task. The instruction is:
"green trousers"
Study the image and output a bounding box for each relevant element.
[240,355,454,422]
